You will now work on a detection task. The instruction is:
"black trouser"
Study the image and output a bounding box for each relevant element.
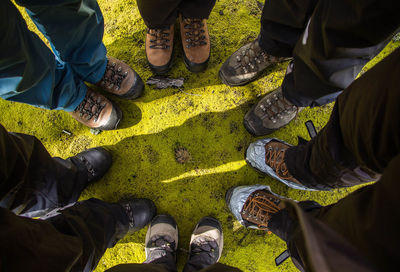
[0,126,130,271]
[106,262,242,272]
[270,46,400,271]
[259,0,400,107]
[136,0,216,29]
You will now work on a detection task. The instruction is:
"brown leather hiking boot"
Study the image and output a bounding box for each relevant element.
[219,37,290,86]
[146,25,174,74]
[244,87,304,136]
[225,185,286,230]
[96,56,144,99]
[246,138,315,190]
[179,16,210,73]
[69,88,122,130]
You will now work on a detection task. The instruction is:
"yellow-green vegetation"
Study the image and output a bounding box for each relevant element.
[2,1,399,271]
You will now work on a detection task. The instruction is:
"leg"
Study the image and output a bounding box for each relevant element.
[137,0,182,29]
[178,0,216,20]
[0,198,137,271]
[279,154,400,271]
[17,0,107,84]
[0,0,86,111]
[285,45,400,189]
[0,123,112,217]
[259,0,318,57]
[282,0,400,107]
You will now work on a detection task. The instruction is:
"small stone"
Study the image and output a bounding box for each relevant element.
[90,128,102,135]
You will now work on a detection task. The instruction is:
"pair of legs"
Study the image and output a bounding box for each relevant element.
[0,124,156,271]
[137,0,216,73]
[0,0,144,130]
[220,0,400,136]
[227,45,400,270]
[106,215,241,272]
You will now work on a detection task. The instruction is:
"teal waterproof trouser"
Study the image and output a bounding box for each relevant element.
[0,0,107,111]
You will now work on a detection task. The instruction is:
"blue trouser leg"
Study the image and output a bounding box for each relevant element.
[19,0,107,84]
[0,0,106,111]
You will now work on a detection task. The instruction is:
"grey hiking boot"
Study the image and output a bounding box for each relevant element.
[244,87,303,136]
[183,217,223,272]
[246,138,315,191]
[219,37,290,86]
[225,185,285,230]
[144,214,178,269]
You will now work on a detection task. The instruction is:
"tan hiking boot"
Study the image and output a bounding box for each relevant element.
[226,185,286,230]
[246,138,315,190]
[179,16,210,73]
[96,56,144,99]
[69,88,122,130]
[146,25,174,74]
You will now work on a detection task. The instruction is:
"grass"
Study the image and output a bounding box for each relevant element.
[2,1,399,271]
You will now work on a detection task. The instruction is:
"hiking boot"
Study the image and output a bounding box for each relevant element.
[97,56,144,99]
[119,198,156,234]
[244,87,303,136]
[70,147,112,185]
[146,25,174,75]
[219,37,290,86]
[179,16,210,73]
[145,214,178,269]
[246,138,315,191]
[69,88,122,130]
[225,185,285,230]
[183,217,223,272]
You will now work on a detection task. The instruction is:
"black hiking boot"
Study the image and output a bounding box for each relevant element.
[118,199,156,234]
[70,147,112,185]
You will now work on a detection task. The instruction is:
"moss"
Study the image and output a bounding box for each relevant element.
[2,1,400,271]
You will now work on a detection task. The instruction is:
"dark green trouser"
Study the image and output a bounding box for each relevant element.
[259,0,400,106]
[106,263,242,272]
[271,47,400,271]
[136,0,216,29]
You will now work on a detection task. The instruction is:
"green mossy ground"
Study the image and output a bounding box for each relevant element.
[3,1,400,271]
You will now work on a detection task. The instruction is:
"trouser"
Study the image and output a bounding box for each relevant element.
[0,124,130,271]
[136,0,216,29]
[106,262,242,272]
[258,0,400,107]
[0,123,89,217]
[269,46,400,271]
[0,0,107,111]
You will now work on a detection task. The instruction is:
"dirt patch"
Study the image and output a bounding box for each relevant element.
[175,147,192,164]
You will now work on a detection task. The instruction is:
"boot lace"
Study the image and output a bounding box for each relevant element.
[148,28,171,49]
[183,18,207,48]
[78,156,95,176]
[265,144,293,181]
[191,237,218,258]
[235,40,286,74]
[100,59,128,91]
[121,202,135,229]
[74,91,106,122]
[241,190,281,229]
[259,90,298,124]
